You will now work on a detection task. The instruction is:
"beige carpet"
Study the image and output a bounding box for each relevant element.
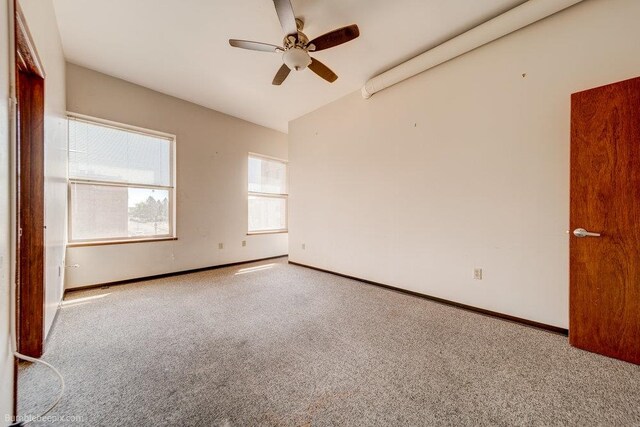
[18,257,640,426]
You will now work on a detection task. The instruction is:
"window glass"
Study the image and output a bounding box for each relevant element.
[70,183,170,241]
[248,155,287,233]
[248,196,287,232]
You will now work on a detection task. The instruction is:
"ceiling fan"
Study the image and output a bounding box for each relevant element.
[229,0,360,85]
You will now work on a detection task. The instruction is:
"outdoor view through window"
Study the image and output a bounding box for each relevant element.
[68,117,174,243]
[248,154,288,233]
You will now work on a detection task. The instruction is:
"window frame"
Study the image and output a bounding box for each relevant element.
[66,113,177,246]
[247,152,288,235]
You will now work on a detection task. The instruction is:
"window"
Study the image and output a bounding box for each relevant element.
[248,153,288,233]
[68,115,176,244]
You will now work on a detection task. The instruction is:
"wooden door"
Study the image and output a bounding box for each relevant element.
[15,3,46,358]
[570,76,640,365]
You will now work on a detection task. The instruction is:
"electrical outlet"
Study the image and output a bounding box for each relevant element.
[302,243,306,250]
[242,240,246,247]
[218,243,224,250]
[473,268,483,280]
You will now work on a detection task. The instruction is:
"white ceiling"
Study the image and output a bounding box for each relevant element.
[52,0,525,133]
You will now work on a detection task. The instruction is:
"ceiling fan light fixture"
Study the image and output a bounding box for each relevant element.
[283,47,311,71]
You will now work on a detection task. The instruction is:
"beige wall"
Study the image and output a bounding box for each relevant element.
[289,0,640,328]
[1,1,14,422]
[65,64,288,288]
[19,0,68,337]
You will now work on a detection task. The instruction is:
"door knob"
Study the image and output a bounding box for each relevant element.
[573,228,601,238]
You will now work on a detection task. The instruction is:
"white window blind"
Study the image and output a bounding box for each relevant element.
[69,119,171,186]
[248,155,287,194]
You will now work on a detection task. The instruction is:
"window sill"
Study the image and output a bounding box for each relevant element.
[67,237,178,248]
[247,230,288,236]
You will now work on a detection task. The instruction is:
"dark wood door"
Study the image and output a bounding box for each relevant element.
[570,76,640,365]
[16,69,46,357]
[15,1,46,357]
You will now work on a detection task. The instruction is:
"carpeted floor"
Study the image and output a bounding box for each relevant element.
[18,257,640,426]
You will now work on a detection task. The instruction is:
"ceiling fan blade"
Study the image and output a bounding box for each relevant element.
[308,58,338,83]
[308,24,360,52]
[229,39,283,53]
[272,0,298,36]
[272,64,291,85]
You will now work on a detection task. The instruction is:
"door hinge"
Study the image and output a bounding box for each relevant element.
[8,96,17,115]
